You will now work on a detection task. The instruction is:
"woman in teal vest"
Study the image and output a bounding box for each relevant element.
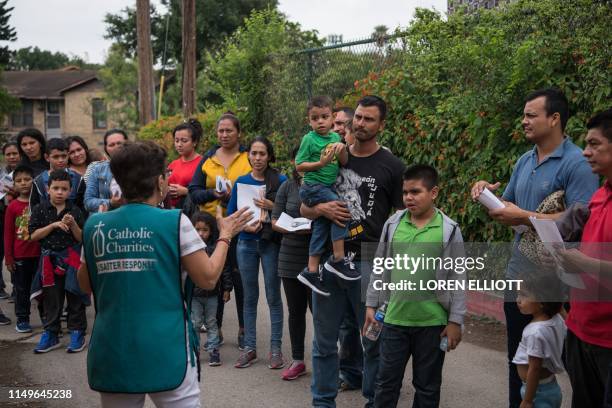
[78,141,251,408]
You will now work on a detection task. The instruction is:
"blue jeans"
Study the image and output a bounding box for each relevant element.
[338,300,363,388]
[520,380,562,408]
[237,239,283,351]
[191,295,220,351]
[311,262,380,408]
[299,183,348,256]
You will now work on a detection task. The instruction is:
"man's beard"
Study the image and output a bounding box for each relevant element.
[353,128,376,141]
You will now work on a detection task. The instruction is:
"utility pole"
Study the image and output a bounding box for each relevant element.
[182,0,196,117]
[136,0,155,125]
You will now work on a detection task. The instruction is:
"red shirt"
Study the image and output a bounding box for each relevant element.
[566,181,612,348]
[167,154,202,208]
[4,198,40,264]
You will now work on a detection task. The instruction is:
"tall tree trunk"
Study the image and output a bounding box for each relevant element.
[136,0,155,125]
[182,0,196,117]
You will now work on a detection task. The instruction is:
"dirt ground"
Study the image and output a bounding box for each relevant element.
[462,314,506,352]
[0,342,45,407]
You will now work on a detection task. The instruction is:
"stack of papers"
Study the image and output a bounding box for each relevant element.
[216,175,231,193]
[529,217,584,289]
[275,212,311,232]
[0,171,13,200]
[237,183,265,225]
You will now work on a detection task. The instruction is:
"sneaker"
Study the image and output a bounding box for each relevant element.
[34,330,61,353]
[200,324,207,333]
[234,349,257,368]
[16,321,32,333]
[324,254,361,281]
[238,332,246,351]
[282,361,306,380]
[0,288,9,299]
[268,351,285,369]
[209,349,221,366]
[66,330,86,353]
[0,314,10,325]
[297,268,330,297]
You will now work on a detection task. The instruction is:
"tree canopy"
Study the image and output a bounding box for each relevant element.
[0,0,16,66]
[103,0,278,67]
[7,47,99,71]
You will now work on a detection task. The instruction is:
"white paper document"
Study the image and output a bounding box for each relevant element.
[237,183,265,225]
[477,188,505,210]
[276,212,311,232]
[477,188,528,233]
[0,171,13,200]
[215,175,231,193]
[529,217,585,289]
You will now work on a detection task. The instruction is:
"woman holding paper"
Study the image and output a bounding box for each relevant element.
[187,111,251,350]
[271,146,312,381]
[166,119,202,209]
[227,136,288,369]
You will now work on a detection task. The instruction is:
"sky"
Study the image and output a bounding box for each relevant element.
[6,0,447,64]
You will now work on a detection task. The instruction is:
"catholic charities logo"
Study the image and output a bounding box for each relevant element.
[92,221,157,273]
[93,221,106,257]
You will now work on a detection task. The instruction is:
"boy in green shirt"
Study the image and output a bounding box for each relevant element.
[296,96,357,297]
[365,164,466,407]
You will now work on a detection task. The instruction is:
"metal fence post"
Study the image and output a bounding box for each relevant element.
[306,51,314,101]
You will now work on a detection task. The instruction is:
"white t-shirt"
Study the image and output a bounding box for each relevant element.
[512,313,567,374]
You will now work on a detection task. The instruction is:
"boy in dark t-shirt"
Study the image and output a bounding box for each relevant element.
[29,170,86,354]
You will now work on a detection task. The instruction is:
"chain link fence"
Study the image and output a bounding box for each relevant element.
[261,35,405,146]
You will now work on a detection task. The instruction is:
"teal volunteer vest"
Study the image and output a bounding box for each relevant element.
[83,203,195,393]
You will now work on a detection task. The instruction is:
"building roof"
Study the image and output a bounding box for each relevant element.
[1,68,98,100]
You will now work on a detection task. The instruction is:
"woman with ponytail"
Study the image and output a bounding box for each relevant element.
[166,119,203,209]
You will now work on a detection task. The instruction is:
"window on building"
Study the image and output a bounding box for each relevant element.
[92,98,107,129]
[10,100,34,127]
[46,100,61,129]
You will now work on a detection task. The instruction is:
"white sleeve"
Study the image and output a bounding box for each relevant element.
[179,213,206,257]
[524,330,547,359]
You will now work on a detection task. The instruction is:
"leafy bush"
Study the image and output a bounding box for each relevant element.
[138,106,237,161]
[340,0,611,242]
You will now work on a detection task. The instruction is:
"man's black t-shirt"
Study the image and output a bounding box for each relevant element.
[335,146,405,260]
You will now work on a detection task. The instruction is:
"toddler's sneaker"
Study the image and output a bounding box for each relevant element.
[268,351,285,369]
[66,330,86,353]
[282,361,306,380]
[34,330,61,353]
[16,321,32,333]
[234,349,257,368]
[297,268,330,297]
[324,254,360,281]
[209,349,221,366]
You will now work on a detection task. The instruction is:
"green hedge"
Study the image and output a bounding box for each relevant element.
[342,0,611,242]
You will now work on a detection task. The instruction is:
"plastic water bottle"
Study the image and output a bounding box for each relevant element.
[439,336,449,352]
[365,302,388,341]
